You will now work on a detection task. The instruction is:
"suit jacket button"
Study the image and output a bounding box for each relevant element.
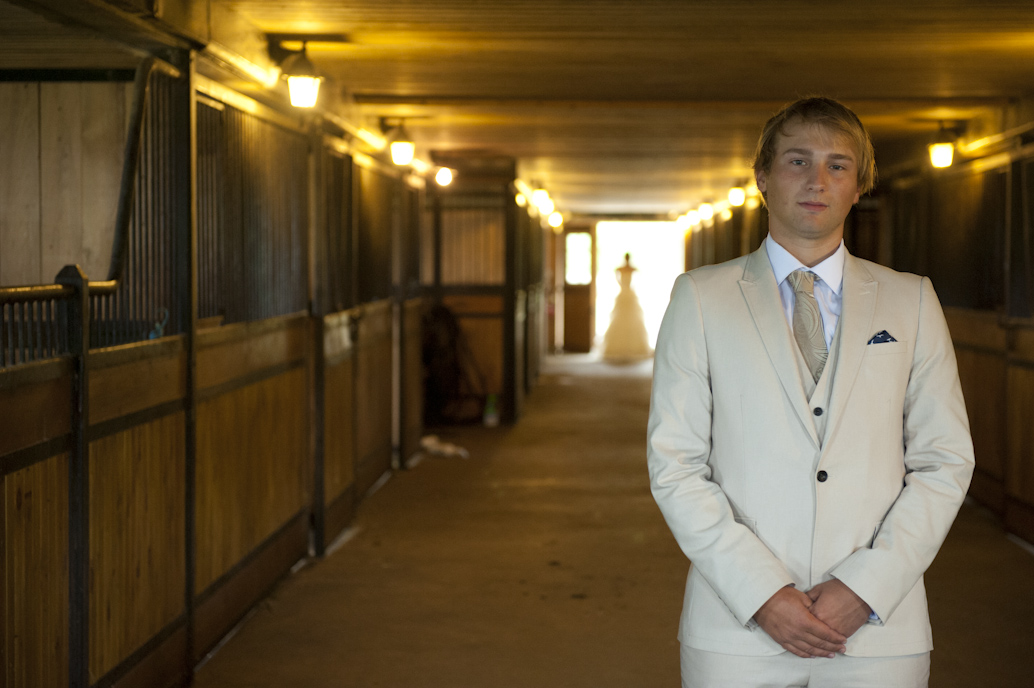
[816,470,828,482]
[813,407,823,416]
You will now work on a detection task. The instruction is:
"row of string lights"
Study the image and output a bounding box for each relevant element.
[674,184,763,233]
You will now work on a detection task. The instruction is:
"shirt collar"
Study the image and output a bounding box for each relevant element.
[764,234,845,295]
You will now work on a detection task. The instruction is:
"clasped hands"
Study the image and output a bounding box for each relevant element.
[753,579,872,659]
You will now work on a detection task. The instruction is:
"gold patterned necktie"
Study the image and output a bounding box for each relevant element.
[788,270,827,382]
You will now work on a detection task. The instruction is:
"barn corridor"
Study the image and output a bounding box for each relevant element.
[190,355,1034,688]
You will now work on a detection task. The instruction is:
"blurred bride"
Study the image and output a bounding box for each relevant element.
[601,253,653,362]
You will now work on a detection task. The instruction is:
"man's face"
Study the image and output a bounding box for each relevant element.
[755,119,861,249]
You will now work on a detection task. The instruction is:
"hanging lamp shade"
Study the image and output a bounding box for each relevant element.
[390,125,415,165]
[281,46,322,108]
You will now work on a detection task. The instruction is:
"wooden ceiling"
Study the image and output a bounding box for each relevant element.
[222,0,1034,214]
[6,0,1034,216]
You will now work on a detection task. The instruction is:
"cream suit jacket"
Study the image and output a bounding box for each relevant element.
[647,245,974,658]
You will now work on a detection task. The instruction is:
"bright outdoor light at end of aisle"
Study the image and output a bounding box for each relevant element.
[435,168,453,186]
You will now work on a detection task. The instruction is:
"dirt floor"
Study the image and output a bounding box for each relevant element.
[191,354,1034,688]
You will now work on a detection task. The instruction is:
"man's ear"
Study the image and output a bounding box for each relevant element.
[755,170,767,194]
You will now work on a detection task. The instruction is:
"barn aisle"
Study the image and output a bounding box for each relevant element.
[191,354,1033,687]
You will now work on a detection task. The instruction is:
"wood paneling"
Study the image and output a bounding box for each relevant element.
[89,340,186,425]
[0,360,71,458]
[955,348,1007,481]
[0,83,41,286]
[355,301,392,496]
[193,513,307,662]
[1006,366,1034,509]
[455,316,504,396]
[944,309,1010,515]
[440,207,505,285]
[5,453,69,688]
[401,298,424,463]
[197,316,307,392]
[944,307,1008,352]
[40,82,128,283]
[88,412,186,681]
[441,293,505,396]
[0,81,128,287]
[324,354,355,505]
[195,367,308,592]
[442,294,503,316]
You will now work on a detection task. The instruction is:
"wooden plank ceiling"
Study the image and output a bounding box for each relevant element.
[221,0,1034,214]
[7,0,1034,216]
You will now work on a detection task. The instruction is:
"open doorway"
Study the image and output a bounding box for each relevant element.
[595,221,685,350]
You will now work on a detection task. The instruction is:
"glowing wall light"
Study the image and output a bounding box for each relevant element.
[435,167,453,186]
[280,44,322,108]
[698,203,714,221]
[728,187,746,207]
[929,142,954,168]
[548,211,564,228]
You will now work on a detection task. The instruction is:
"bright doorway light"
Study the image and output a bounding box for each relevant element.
[595,221,684,348]
[565,232,593,285]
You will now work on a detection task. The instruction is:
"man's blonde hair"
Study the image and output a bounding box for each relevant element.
[752,97,877,196]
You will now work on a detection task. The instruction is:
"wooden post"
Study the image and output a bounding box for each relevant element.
[56,264,89,688]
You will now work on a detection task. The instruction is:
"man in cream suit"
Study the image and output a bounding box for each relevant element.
[647,98,974,687]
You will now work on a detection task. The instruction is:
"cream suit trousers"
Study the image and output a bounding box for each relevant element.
[681,645,930,688]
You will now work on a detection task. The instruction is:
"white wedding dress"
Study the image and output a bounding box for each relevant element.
[601,263,653,362]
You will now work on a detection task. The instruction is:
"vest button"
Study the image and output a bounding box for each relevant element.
[817,470,828,482]
[813,407,823,416]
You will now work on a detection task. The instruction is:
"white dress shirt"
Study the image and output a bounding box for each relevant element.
[764,234,845,349]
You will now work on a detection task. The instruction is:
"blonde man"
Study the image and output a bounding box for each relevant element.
[648,98,974,687]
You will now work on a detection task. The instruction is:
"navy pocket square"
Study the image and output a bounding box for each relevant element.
[867,330,897,344]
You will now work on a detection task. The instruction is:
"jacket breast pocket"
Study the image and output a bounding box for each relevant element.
[865,341,908,356]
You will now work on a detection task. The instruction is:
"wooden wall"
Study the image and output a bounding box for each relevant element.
[5,453,70,688]
[88,413,186,682]
[0,62,429,688]
[441,294,504,399]
[0,81,128,286]
[322,310,357,544]
[400,298,425,464]
[195,316,309,593]
[946,309,1034,543]
[354,300,393,496]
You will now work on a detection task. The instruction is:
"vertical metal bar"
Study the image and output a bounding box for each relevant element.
[56,265,89,688]
[179,51,200,676]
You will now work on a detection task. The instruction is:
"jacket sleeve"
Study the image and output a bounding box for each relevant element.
[647,273,795,627]
[830,277,975,621]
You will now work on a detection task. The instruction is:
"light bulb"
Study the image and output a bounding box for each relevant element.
[929,142,954,168]
[548,212,564,228]
[390,140,415,166]
[435,167,453,186]
[287,75,321,108]
[728,187,746,207]
[698,203,714,221]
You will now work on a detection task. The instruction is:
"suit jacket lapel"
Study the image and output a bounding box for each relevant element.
[738,247,819,449]
[823,252,878,446]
